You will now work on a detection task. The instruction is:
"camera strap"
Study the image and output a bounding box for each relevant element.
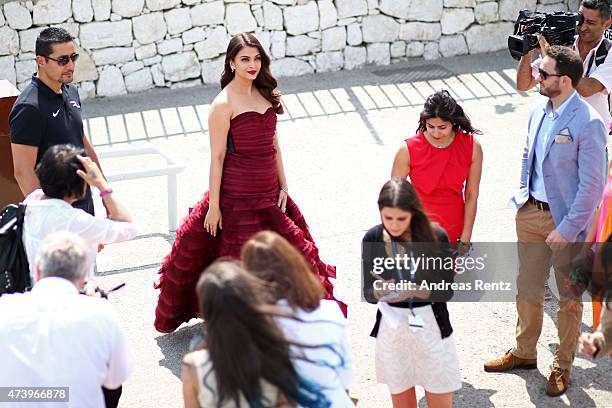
[585,38,611,76]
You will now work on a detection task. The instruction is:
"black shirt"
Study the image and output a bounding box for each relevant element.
[9,74,84,164]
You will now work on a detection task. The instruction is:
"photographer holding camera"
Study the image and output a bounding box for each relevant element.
[516,0,611,123]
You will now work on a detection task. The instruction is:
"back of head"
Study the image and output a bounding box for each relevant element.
[35,27,73,57]
[195,260,328,407]
[35,144,86,200]
[241,231,324,311]
[36,231,92,284]
[377,177,436,242]
[581,0,612,21]
[546,45,584,88]
[418,89,481,135]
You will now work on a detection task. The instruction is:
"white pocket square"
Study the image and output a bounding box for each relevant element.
[554,135,573,144]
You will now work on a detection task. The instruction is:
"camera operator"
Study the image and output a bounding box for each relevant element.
[517,0,612,123]
[0,232,133,408]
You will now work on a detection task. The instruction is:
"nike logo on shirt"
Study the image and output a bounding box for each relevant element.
[52,109,60,117]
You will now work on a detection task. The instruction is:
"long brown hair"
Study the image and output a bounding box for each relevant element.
[220,33,284,114]
[377,177,437,242]
[242,231,324,311]
[417,90,481,135]
[196,260,328,407]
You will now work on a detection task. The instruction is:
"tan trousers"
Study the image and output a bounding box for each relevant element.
[512,202,583,370]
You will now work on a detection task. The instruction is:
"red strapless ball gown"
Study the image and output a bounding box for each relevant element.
[154,107,347,332]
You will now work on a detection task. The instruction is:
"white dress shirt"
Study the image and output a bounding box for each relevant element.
[23,189,138,280]
[532,36,612,123]
[0,277,134,408]
[276,299,354,407]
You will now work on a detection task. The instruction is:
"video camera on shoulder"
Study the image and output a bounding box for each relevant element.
[508,9,584,60]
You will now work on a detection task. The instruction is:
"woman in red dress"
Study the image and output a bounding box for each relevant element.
[391,90,483,250]
[154,33,346,333]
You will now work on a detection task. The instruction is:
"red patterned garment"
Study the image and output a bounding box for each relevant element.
[154,107,346,333]
[406,131,474,243]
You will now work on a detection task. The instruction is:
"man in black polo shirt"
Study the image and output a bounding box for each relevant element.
[9,27,104,215]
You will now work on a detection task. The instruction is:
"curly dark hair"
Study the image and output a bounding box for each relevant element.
[220,33,284,114]
[35,144,86,200]
[417,90,481,135]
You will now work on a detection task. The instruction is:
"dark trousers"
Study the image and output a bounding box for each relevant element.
[102,386,122,408]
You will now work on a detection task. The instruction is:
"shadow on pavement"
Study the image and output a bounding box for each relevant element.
[416,381,496,407]
[155,323,203,379]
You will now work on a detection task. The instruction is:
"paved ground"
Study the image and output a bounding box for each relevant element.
[84,51,612,407]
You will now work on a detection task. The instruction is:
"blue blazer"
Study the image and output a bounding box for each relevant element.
[509,94,607,241]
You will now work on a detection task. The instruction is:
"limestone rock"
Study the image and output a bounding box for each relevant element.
[263,1,282,30]
[346,23,362,45]
[0,55,16,85]
[404,0,442,22]
[441,7,475,35]
[318,0,337,29]
[4,2,32,30]
[344,45,366,69]
[0,6,4,26]
[92,46,135,65]
[77,81,95,100]
[143,55,161,66]
[165,8,192,35]
[96,66,126,97]
[444,0,475,6]
[146,0,181,12]
[465,22,514,53]
[475,2,498,25]
[271,30,286,58]
[162,51,200,81]
[151,63,165,86]
[225,3,257,35]
[183,27,204,44]
[378,0,411,19]
[362,15,398,43]
[439,34,468,57]
[286,35,319,56]
[33,0,72,25]
[133,12,167,45]
[135,43,156,60]
[157,38,183,55]
[498,0,537,21]
[125,68,153,93]
[284,1,318,35]
[390,40,405,58]
[405,41,424,57]
[366,42,389,65]
[112,0,144,18]
[194,26,228,60]
[73,46,99,81]
[73,0,94,23]
[80,20,133,49]
[0,26,19,55]
[536,3,568,13]
[92,0,111,21]
[322,26,346,52]
[15,59,36,83]
[121,60,144,75]
[315,50,343,72]
[271,57,313,77]
[336,0,367,19]
[423,42,439,60]
[190,1,224,26]
[200,56,224,84]
[170,78,201,89]
[399,22,441,42]
[19,27,45,53]
[56,22,79,39]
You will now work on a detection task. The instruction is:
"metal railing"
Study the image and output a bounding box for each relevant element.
[97,144,186,232]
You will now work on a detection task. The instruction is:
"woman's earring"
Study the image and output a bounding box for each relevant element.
[231,67,235,73]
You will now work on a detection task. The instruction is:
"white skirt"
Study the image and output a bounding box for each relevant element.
[375,305,462,394]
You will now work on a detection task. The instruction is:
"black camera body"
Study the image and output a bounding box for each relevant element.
[508,9,584,60]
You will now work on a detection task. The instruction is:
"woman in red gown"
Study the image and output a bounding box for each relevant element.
[391,90,483,250]
[154,33,346,333]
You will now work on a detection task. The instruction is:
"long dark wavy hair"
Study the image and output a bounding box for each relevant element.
[377,177,437,242]
[417,90,481,135]
[220,33,284,114]
[196,260,329,408]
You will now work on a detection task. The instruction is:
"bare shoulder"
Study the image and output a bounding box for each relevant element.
[209,91,232,119]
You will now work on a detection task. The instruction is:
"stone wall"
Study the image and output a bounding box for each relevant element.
[0,0,580,99]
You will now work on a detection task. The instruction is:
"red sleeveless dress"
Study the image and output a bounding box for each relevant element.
[154,107,346,332]
[406,131,473,243]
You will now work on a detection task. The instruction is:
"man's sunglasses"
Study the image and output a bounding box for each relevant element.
[538,68,563,80]
[45,53,79,66]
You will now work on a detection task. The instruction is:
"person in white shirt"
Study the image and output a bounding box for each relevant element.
[516,0,612,123]
[0,231,133,408]
[242,231,354,408]
[23,144,137,283]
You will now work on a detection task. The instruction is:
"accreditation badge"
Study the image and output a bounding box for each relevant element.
[407,312,424,332]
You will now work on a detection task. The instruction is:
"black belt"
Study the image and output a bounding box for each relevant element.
[528,195,550,211]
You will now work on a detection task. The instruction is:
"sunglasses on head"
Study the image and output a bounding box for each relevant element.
[45,53,79,66]
[538,68,563,80]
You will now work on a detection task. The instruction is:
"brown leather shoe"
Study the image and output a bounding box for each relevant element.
[546,367,570,396]
[484,349,537,372]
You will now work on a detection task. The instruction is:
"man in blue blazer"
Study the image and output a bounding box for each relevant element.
[484,46,607,396]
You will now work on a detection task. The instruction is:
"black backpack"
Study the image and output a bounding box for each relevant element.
[0,203,31,295]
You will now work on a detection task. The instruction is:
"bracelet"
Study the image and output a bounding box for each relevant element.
[280,186,288,194]
[99,188,113,198]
